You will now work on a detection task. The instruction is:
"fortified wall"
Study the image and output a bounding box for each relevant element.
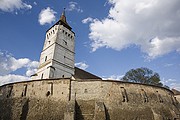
[0,78,179,120]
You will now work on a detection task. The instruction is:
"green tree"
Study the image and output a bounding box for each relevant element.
[122,67,163,86]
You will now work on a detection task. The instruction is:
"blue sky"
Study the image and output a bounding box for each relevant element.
[0,0,180,90]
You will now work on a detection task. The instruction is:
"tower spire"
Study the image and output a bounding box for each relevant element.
[60,8,67,24]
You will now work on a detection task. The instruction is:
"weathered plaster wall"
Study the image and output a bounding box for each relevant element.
[176,95,180,102]
[72,80,180,119]
[0,79,179,120]
[0,78,71,120]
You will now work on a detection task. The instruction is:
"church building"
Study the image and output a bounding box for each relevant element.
[0,9,179,120]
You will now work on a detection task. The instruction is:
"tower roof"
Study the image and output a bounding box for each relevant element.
[59,8,72,30]
[46,8,72,32]
[60,8,67,23]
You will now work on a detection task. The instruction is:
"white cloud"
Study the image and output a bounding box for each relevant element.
[26,68,37,76]
[75,62,89,70]
[0,51,39,86]
[0,74,29,86]
[0,0,32,12]
[33,2,37,5]
[87,0,180,59]
[82,17,93,24]
[164,63,174,67]
[0,51,39,76]
[67,2,83,13]
[38,7,57,25]
[102,74,124,80]
[162,78,180,91]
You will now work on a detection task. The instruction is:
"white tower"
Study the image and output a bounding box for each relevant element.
[32,10,75,79]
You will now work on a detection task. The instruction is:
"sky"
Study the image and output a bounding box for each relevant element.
[0,0,180,90]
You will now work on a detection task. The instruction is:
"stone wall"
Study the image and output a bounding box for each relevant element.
[0,78,179,120]
[72,80,180,119]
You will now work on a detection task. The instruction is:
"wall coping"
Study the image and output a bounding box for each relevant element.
[0,78,173,94]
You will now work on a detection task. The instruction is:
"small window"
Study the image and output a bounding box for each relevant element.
[68,34,70,37]
[22,85,27,97]
[63,40,67,45]
[41,73,44,79]
[45,56,47,61]
[141,89,148,103]
[65,32,67,35]
[156,91,163,103]
[46,82,53,96]
[7,86,13,98]
[53,30,55,34]
[46,91,50,96]
[120,87,128,102]
[84,89,88,93]
[64,41,67,45]
[62,75,64,78]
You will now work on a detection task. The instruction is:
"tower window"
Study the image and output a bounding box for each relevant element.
[63,40,67,45]
[41,73,44,79]
[65,41,67,45]
[53,30,55,34]
[45,56,47,61]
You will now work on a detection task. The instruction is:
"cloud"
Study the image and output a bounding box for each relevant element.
[164,63,174,67]
[0,51,39,86]
[38,7,57,25]
[87,0,180,59]
[102,74,124,80]
[162,78,180,91]
[0,74,29,86]
[33,2,37,6]
[0,0,32,12]
[66,2,83,13]
[0,51,39,76]
[82,17,93,24]
[26,68,37,76]
[75,62,89,70]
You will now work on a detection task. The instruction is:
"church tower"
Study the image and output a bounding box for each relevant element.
[32,9,75,79]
